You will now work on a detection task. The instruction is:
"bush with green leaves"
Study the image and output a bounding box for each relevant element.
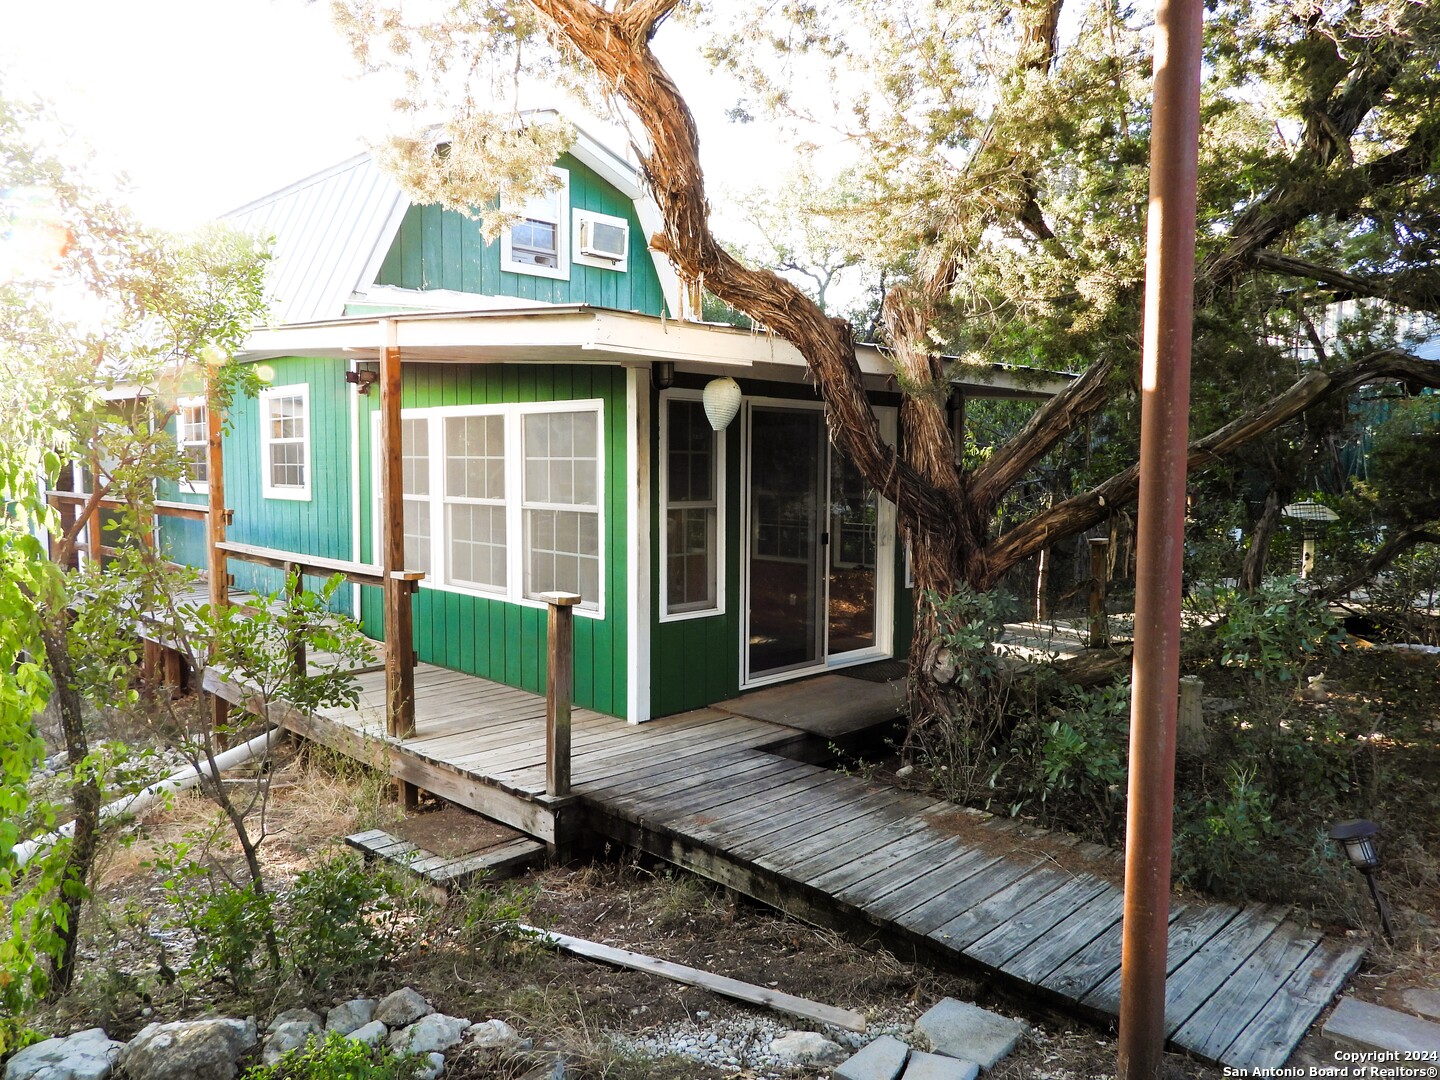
[1173,765,1279,896]
[995,679,1130,839]
[1213,576,1346,686]
[240,1031,428,1080]
[282,855,405,992]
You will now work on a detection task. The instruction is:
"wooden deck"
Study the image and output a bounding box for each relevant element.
[205,661,1364,1071]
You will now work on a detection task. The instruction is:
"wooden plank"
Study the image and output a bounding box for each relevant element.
[521,925,867,1033]
[862,846,1008,924]
[1077,903,1239,1013]
[896,856,1047,936]
[1159,905,1289,1036]
[430,838,546,885]
[756,797,950,883]
[928,867,1073,951]
[1172,922,1323,1061]
[1000,886,1125,987]
[1219,942,1365,1071]
[783,811,949,889]
[386,753,561,844]
[832,833,989,910]
[966,875,1113,971]
[808,823,964,899]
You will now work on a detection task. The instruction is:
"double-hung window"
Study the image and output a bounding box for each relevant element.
[444,414,506,592]
[522,408,601,604]
[176,397,209,493]
[661,395,723,617]
[499,168,569,280]
[372,400,605,615]
[260,385,311,500]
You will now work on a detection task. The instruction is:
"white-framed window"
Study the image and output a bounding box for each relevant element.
[176,396,209,493]
[443,412,506,593]
[371,415,433,574]
[660,393,724,619]
[499,167,570,281]
[573,208,629,273]
[370,399,605,616]
[259,384,311,500]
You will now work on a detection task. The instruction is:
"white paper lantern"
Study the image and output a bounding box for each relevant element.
[702,376,742,431]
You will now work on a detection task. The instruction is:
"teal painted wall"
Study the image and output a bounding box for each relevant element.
[356,363,629,717]
[156,357,355,614]
[375,153,668,316]
[649,376,913,718]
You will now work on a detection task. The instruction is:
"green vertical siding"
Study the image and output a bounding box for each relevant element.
[375,154,668,316]
[356,363,628,717]
[155,357,355,615]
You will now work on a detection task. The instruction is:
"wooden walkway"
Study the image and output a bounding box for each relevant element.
[207,662,1363,1071]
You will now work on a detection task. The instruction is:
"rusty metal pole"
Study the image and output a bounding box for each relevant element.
[1117,0,1204,1074]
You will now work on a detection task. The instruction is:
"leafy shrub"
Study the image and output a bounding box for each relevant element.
[1214,576,1346,685]
[240,1031,427,1080]
[282,855,404,992]
[457,880,542,966]
[1173,765,1277,895]
[997,679,1130,838]
[178,882,276,992]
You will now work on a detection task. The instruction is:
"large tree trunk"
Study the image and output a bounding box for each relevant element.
[1240,488,1286,593]
[39,623,100,998]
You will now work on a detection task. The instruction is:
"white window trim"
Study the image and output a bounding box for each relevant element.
[659,389,725,622]
[259,384,312,501]
[176,395,210,495]
[370,399,606,620]
[498,167,570,282]
[572,208,630,273]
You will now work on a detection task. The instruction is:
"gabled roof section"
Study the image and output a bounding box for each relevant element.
[225,153,408,327]
[224,114,682,327]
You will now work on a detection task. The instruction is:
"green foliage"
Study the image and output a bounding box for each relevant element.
[1364,396,1440,527]
[240,1031,428,1080]
[1173,765,1278,896]
[997,680,1129,837]
[282,855,404,992]
[456,881,542,966]
[1214,577,1346,685]
[151,842,276,993]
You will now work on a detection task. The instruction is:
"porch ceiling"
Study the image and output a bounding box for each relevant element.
[239,306,1073,400]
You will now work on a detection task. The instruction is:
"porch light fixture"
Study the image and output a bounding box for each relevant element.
[702,376,742,431]
[652,361,675,390]
[344,368,379,396]
[1328,819,1396,942]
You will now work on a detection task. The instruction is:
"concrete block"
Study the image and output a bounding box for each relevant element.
[1323,997,1440,1056]
[1402,989,1440,1023]
[902,1051,981,1080]
[914,999,1028,1070]
[835,1035,910,1080]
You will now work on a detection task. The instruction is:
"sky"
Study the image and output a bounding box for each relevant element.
[2,0,790,233]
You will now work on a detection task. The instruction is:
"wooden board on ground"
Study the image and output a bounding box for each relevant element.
[346,826,544,890]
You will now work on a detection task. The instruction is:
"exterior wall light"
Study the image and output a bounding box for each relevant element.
[702,376,742,431]
[345,368,379,395]
[651,361,675,390]
[1328,819,1395,942]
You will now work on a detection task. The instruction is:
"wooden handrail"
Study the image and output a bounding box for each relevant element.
[46,490,232,524]
[215,540,426,590]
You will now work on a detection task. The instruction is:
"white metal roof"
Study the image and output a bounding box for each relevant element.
[223,117,682,326]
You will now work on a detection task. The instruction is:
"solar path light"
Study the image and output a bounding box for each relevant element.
[1328,819,1396,943]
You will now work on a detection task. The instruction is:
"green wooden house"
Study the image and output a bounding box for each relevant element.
[159,121,1065,723]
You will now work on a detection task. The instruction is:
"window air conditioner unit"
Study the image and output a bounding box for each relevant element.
[579,217,628,262]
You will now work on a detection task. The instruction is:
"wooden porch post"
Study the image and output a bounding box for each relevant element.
[1088,537,1110,649]
[380,321,416,742]
[206,374,230,734]
[543,592,581,798]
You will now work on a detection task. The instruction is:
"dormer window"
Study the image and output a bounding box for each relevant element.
[500,167,570,281]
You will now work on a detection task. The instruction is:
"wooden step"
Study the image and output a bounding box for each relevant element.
[345,828,545,890]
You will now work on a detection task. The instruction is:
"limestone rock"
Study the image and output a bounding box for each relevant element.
[388,1013,471,1056]
[4,1028,124,1080]
[468,1019,522,1051]
[835,1034,910,1080]
[373,987,432,1028]
[265,1009,321,1034]
[414,1052,446,1080]
[914,1000,1027,1070]
[325,999,377,1035]
[262,1020,322,1067]
[117,1017,257,1080]
[769,1030,846,1066]
[345,1020,388,1047]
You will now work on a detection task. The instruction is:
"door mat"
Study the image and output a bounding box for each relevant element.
[837,659,909,683]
